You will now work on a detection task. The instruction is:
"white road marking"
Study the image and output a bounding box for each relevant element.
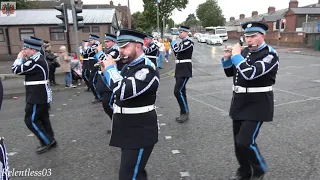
[172,150,180,154]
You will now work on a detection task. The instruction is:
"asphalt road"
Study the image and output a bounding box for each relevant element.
[1,40,320,180]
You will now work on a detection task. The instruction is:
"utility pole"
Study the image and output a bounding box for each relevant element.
[157,3,160,36]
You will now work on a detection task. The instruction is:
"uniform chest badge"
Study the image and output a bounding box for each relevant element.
[24,60,33,66]
[247,23,252,28]
[262,54,274,63]
[135,68,149,81]
[184,41,190,45]
[109,51,115,56]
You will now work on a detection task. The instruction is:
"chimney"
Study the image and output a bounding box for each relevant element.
[268,6,276,13]
[239,14,245,19]
[289,0,299,8]
[110,0,113,6]
[252,11,258,17]
[230,17,235,21]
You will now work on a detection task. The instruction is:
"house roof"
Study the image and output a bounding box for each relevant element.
[225,3,319,26]
[0,8,115,26]
[290,8,320,14]
[263,8,288,21]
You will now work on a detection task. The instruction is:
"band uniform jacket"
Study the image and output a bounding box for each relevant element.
[81,47,89,69]
[222,44,279,122]
[84,41,100,71]
[171,38,194,78]
[95,45,120,94]
[144,41,159,65]
[103,54,159,149]
[12,52,52,104]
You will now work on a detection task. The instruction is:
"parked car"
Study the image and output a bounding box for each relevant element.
[197,34,209,43]
[188,32,192,37]
[193,33,201,39]
[206,35,223,45]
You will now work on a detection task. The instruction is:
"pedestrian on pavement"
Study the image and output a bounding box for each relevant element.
[45,42,59,86]
[12,38,57,154]
[221,21,279,180]
[84,34,102,104]
[100,29,159,180]
[157,38,165,69]
[57,46,76,88]
[171,26,194,123]
[163,38,171,62]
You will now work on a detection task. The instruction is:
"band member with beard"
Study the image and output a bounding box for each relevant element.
[100,29,159,180]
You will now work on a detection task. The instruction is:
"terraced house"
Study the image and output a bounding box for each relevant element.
[225,0,320,47]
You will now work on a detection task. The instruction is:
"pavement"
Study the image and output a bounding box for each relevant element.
[0,40,320,179]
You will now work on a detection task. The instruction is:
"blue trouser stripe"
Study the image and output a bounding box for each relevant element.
[83,69,89,81]
[92,72,101,99]
[108,92,114,110]
[250,122,267,172]
[31,105,50,145]
[132,148,144,180]
[180,78,189,113]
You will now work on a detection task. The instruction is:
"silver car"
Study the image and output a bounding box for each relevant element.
[206,35,223,45]
[197,34,209,43]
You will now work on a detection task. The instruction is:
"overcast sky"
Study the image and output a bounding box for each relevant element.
[82,0,317,23]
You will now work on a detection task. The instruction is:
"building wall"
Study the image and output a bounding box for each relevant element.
[0,24,113,55]
[285,14,297,32]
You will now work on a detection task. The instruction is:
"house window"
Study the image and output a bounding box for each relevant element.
[92,26,100,33]
[82,27,90,33]
[0,29,4,42]
[19,28,34,41]
[50,27,65,41]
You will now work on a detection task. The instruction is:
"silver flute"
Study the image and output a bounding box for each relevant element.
[94,56,129,67]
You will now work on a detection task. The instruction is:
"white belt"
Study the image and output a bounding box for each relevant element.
[232,85,273,93]
[83,58,89,61]
[113,104,155,114]
[175,59,192,63]
[24,80,49,86]
[89,57,94,60]
[146,55,157,59]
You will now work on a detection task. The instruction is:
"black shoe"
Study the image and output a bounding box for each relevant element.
[53,82,59,85]
[36,140,56,154]
[106,130,112,134]
[176,113,189,123]
[250,174,265,180]
[92,99,102,104]
[229,170,252,180]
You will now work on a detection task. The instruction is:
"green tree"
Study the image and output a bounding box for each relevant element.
[132,11,153,33]
[196,0,224,27]
[184,13,199,27]
[1,0,32,9]
[143,0,188,37]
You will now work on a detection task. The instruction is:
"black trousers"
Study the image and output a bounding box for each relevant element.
[174,77,190,114]
[89,69,101,100]
[49,66,56,84]
[233,120,267,176]
[119,146,154,180]
[0,138,9,180]
[25,103,55,146]
[82,67,90,89]
[101,91,114,119]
